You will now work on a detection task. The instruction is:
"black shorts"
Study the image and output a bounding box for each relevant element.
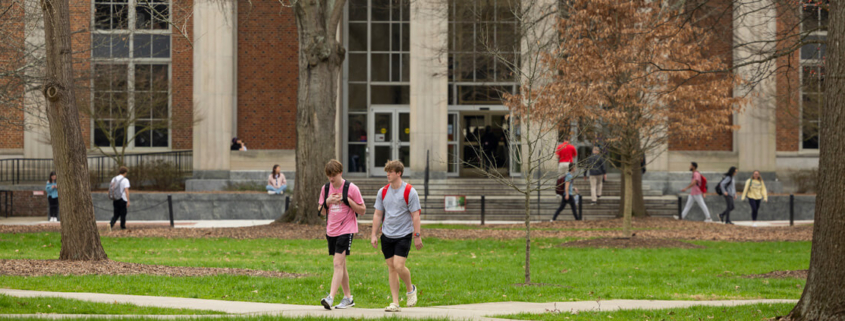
[327,234,354,256]
[381,233,413,259]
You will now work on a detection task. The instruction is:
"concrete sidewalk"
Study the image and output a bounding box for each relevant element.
[0,289,796,320]
[0,216,814,228]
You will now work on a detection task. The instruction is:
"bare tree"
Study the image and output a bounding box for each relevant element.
[276,0,346,224]
[446,0,574,284]
[40,0,107,260]
[787,1,844,320]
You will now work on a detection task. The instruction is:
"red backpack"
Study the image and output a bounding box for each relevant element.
[696,172,708,194]
[380,183,420,215]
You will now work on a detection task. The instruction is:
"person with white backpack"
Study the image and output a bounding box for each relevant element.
[109,166,131,230]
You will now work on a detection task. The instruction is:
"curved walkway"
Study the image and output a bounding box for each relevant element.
[0,289,796,320]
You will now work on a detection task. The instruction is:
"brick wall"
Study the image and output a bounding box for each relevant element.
[70,0,93,148]
[171,0,194,150]
[236,0,298,150]
[775,2,801,152]
[0,2,25,149]
[7,191,49,217]
[668,0,734,152]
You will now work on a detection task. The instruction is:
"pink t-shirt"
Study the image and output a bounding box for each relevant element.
[690,171,703,195]
[318,180,363,237]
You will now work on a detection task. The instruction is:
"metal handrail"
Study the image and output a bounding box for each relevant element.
[0,150,192,185]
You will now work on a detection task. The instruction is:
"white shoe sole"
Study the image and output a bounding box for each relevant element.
[334,303,354,309]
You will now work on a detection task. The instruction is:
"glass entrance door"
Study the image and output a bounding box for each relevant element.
[370,108,410,176]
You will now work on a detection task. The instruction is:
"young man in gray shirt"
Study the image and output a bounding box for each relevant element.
[371,160,422,312]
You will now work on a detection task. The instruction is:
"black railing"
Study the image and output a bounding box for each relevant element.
[0,150,192,185]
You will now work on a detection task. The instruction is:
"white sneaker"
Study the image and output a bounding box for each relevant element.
[385,303,401,312]
[406,285,417,307]
[704,219,713,223]
[752,222,758,227]
[267,191,275,195]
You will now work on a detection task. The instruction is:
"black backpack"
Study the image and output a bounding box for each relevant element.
[715,176,731,196]
[319,181,357,220]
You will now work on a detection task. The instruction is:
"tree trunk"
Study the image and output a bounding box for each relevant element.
[524,183,531,284]
[280,0,345,225]
[787,2,845,320]
[41,0,107,260]
[632,157,648,217]
[621,162,633,238]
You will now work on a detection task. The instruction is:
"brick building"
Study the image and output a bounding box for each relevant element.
[0,0,825,188]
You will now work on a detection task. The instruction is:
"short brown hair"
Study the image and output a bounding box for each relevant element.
[325,159,344,176]
[384,160,404,176]
[118,166,129,175]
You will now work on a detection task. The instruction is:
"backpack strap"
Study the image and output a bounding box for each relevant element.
[381,185,389,200]
[342,180,351,207]
[321,183,331,219]
[403,184,412,205]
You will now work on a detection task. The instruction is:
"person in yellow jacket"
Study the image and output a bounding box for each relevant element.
[741,170,768,227]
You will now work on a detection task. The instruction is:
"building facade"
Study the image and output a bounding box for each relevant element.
[0,0,826,186]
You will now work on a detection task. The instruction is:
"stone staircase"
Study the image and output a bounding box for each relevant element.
[349,176,676,221]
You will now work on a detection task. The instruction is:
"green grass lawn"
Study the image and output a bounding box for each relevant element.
[499,303,795,320]
[0,294,224,315]
[0,233,809,308]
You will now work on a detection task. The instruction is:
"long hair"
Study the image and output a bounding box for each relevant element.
[272,165,281,179]
[751,170,762,181]
[48,171,56,183]
[725,166,737,177]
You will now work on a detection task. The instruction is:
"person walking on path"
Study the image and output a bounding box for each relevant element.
[109,166,131,230]
[266,165,287,195]
[717,167,737,225]
[584,146,607,205]
[371,160,422,313]
[741,170,768,227]
[679,162,713,222]
[555,140,577,176]
[45,172,59,222]
[553,163,581,221]
[318,160,366,310]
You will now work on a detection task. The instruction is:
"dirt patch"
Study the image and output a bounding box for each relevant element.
[0,259,302,278]
[0,217,813,242]
[744,270,808,279]
[559,237,705,249]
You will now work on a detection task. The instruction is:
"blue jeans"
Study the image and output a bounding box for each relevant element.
[266,185,287,194]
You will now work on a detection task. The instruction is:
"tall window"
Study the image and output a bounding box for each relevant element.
[800,0,827,150]
[447,0,519,105]
[344,0,410,173]
[92,0,171,148]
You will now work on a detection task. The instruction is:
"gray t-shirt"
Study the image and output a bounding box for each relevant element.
[374,182,421,238]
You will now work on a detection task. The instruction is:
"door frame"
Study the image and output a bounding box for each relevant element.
[369,106,410,176]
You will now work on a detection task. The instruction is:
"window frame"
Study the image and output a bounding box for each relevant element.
[90,0,173,150]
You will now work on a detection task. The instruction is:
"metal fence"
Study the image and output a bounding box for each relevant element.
[0,150,192,185]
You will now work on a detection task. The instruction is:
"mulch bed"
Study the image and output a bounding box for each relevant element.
[559,237,705,249]
[0,259,302,278]
[744,270,808,279]
[0,217,813,242]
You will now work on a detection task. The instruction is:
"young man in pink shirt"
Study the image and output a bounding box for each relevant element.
[556,141,577,176]
[319,160,366,310]
[679,162,713,222]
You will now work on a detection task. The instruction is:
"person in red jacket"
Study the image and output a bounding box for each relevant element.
[555,141,577,176]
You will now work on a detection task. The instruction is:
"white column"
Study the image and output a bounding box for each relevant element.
[409,0,448,178]
[734,0,777,172]
[520,0,558,174]
[192,0,237,177]
[22,0,52,158]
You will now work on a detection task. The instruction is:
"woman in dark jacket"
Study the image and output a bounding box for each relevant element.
[717,167,737,224]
